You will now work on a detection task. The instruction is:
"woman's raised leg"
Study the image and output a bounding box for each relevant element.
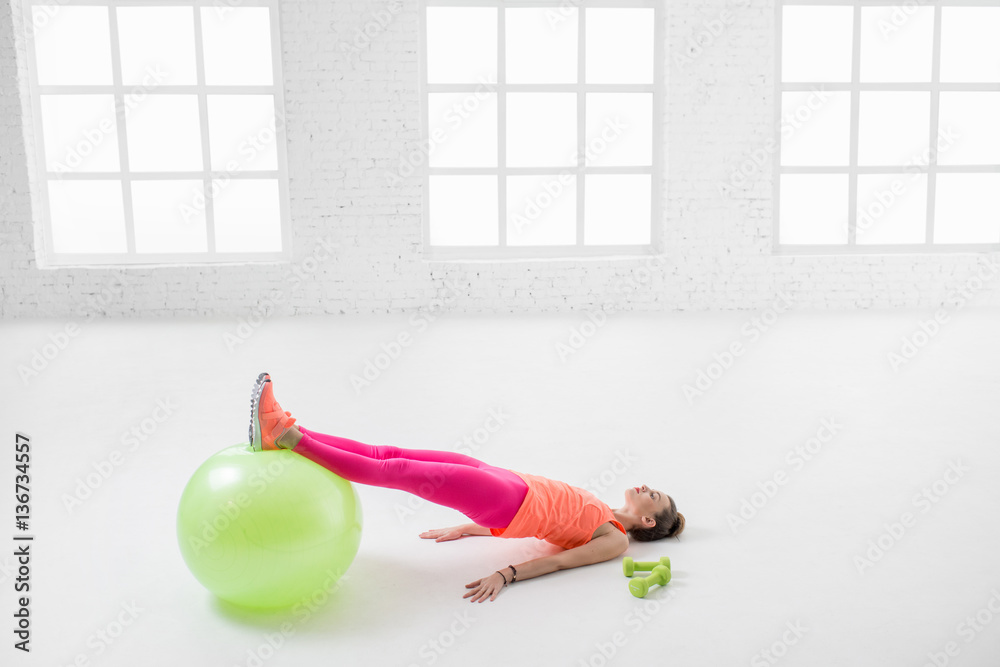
[297,426,487,468]
[289,428,527,529]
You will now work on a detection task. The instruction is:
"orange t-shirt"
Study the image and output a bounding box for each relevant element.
[489,471,626,549]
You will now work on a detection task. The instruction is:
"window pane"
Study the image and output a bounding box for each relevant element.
[779,174,848,244]
[858,92,930,167]
[213,178,282,252]
[940,8,1000,83]
[40,95,120,173]
[856,173,927,244]
[427,92,497,168]
[208,95,278,171]
[780,91,851,166]
[426,8,497,84]
[429,175,498,246]
[126,95,203,172]
[585,93,651,167]
[584,174,650,245]
[47,180,126,253]
[506,8,577,84]
[507,174,576,246]
[131,180,208,253]
[201,7,274,86]
[860,6,934,83]
[933,174,1000,244]
[937,92,1000,166]
[31,6,112,85]
[117,6,197,86]
[585,8,653,84]
[506,93,576,168]
[781,6,854,83]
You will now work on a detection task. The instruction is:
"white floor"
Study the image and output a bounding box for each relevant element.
[3,308,1000,667]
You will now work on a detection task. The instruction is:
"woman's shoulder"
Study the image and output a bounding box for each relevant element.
[589,520,628,542]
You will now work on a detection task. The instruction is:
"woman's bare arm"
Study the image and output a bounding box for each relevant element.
[419,523,492,541]
[464,529,629,602]
[504,529,629,582]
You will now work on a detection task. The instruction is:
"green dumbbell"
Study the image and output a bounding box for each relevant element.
[622,556,671,577]
[628,565,671,598]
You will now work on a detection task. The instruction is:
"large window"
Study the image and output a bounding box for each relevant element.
[23,0,291,266]
[776,1,1000,252]
[419,0,661,259]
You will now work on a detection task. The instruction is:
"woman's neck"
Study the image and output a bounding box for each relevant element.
[611,508,639,530]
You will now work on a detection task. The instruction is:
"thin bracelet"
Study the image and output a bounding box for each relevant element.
[508,564,517,583]
[496,569,508,586]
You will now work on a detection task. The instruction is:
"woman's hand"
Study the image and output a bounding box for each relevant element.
[419,525,469,542]
[463,571,507,603]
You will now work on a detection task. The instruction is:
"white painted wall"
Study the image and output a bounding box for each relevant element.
[2,0,998,319]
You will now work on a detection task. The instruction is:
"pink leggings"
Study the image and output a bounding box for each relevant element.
[293,426,529,529]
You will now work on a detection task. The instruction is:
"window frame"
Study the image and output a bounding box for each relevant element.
[419,0,663,261]
[22,0,293,268]
[774,0,1000,255]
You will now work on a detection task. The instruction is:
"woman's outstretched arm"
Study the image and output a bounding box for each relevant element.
[419,523,492,541]
[463,529,629,602]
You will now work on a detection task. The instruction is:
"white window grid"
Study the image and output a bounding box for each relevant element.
[419,0,663,261]
[774,0,1000,255]
[22,0,293,267]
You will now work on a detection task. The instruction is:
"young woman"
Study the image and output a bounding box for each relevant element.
[249,372,684,602]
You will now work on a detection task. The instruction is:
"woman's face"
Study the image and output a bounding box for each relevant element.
[625,484,671,517]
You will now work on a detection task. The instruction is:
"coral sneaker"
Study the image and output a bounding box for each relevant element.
[248,372,297,451]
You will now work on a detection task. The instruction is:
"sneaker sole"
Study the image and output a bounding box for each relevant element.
[248,371,269,451]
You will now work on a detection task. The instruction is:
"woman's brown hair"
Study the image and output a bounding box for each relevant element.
[628,495,685,542]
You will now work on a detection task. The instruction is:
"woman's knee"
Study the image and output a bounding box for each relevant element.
[374,444,402,459]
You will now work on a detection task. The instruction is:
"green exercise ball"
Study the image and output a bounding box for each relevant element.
[176,443,362,610]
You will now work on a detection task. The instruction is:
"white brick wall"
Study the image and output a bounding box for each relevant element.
[1,0,999,319]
